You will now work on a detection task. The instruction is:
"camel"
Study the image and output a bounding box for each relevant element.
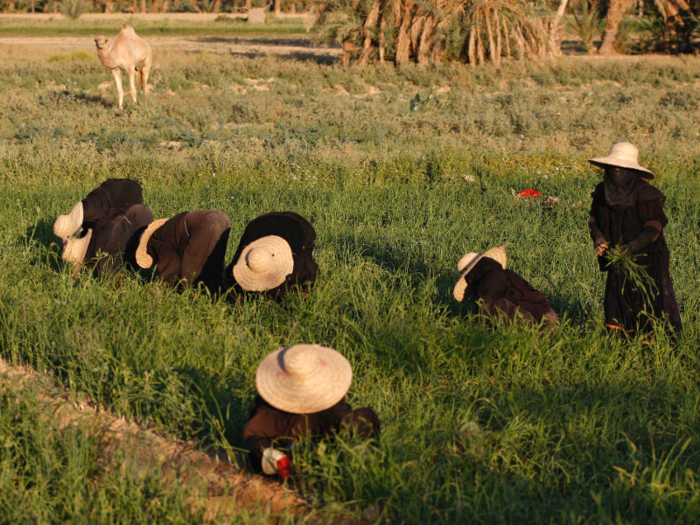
[95,24,152,109]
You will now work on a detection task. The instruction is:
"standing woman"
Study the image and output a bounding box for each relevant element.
[588,142,682,335]
[222,212,318,299]
[135,210,231,292]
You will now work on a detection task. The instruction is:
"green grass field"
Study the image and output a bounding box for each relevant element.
[2,44,700,523]
[0,16,308,37]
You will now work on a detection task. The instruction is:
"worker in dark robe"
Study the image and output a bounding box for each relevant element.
[588,142,681,335]
[84,204,154,278]
[53,179,146,277]
[243,345,380,478]
[222,212,318,300]
[135,210,231,292]
[453,245,559,329]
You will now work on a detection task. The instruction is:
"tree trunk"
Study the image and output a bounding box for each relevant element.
[189,0,203,12]
[245,0,252,10]
[149,0,160,12]
[289,1,295,13]
[599,0,633,55]
[141,0,146,13]
[341,41,355,66]
[548,0,569,56]
[356,0,380,67]
[105,0,113,12]
[379,14,386,63]
[395,0,414,65]
[213,0,221,12]
[274,0,280,15]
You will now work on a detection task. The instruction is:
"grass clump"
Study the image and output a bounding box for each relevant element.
[60,0,91,20]
[47,50,96,63]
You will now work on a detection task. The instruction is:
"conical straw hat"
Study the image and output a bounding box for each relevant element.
[256,344,353,414]
[453,245,507,302]
[589,142,654,179]
[62,229,92,276]
[233,235,294,292]
[53,202,84,242]
[135,218,168,269]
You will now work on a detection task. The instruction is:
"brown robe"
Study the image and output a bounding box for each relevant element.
[145,210,231,291]
[242,395,380,474]
[222,212,318,299]
[461,258,558,328]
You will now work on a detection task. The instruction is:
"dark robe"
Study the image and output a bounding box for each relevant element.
[85,204,153,277]
[222,212,318,299]
[461,258,558,327]
[81,179,144,233]
[242,395,380,474]
[588,178,682,334]
[145,210,231,291]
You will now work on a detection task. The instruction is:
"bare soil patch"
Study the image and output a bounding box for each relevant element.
[0,35,340,58]
[0,357,307,521]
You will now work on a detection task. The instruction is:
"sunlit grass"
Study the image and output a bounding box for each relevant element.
[1,49,700,523]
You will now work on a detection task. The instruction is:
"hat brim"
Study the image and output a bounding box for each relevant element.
[63,229,92,277]
[135,218,168,269]
[588,157,654,179]
[233,235,294,292]
[453,246,507,302]
[256,345,353,414]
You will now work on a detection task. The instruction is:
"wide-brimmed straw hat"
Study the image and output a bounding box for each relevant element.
[256,344,353,414]
[233,235,294,292]
[135,218,168,269]
[588,142,654,179]
[62,229,92,276]
[453,245,507,302]
[53,202,84,242]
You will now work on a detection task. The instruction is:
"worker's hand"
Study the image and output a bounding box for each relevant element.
[262,447,292,479]
[595,241,609,257]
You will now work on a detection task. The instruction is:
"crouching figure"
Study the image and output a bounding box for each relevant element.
[243,344,380,478]
[53,178,152,278]
[135,210,231,292]
[453,245,558,330]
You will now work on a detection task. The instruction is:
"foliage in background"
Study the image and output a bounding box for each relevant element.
[568,0,604,51]
[312,0,552,65]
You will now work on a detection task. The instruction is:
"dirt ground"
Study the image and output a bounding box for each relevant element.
[0,35,341,58]
[0,356,308,521]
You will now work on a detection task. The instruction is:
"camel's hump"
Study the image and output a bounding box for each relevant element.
[121,24,136,33]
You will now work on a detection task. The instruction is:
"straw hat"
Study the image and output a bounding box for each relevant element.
[233,235,294,292]
[453,245,507,302]
[53,202,84,242]
[135,218,168,269]
[62,229,92,275]
[256,344,353,414]
[588,142,654,179]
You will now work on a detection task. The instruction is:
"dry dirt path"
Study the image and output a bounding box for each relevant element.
[0,356,311,521]
[0,35,341,58]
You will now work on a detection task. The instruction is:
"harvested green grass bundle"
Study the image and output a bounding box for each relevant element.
[604,245,658,309]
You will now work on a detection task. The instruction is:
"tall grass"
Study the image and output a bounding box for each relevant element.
[2,50,700,522]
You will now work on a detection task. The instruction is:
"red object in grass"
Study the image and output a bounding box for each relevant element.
[276,456,292,480]
[519,189,541,199]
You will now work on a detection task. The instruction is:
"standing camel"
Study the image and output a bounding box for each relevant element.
[95,24,152,109]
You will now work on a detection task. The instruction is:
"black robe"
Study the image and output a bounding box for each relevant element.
[81,179,144,232]
[145,210,231,292]
[461,258,558,327]
[588,180,681,334]
[222,212,318,299]
[242,395,380,474]
[85,204,153,277]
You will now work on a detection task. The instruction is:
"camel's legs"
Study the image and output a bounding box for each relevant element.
[111,68,124,109]
[127,66,138,103]
[140,61,151,96]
